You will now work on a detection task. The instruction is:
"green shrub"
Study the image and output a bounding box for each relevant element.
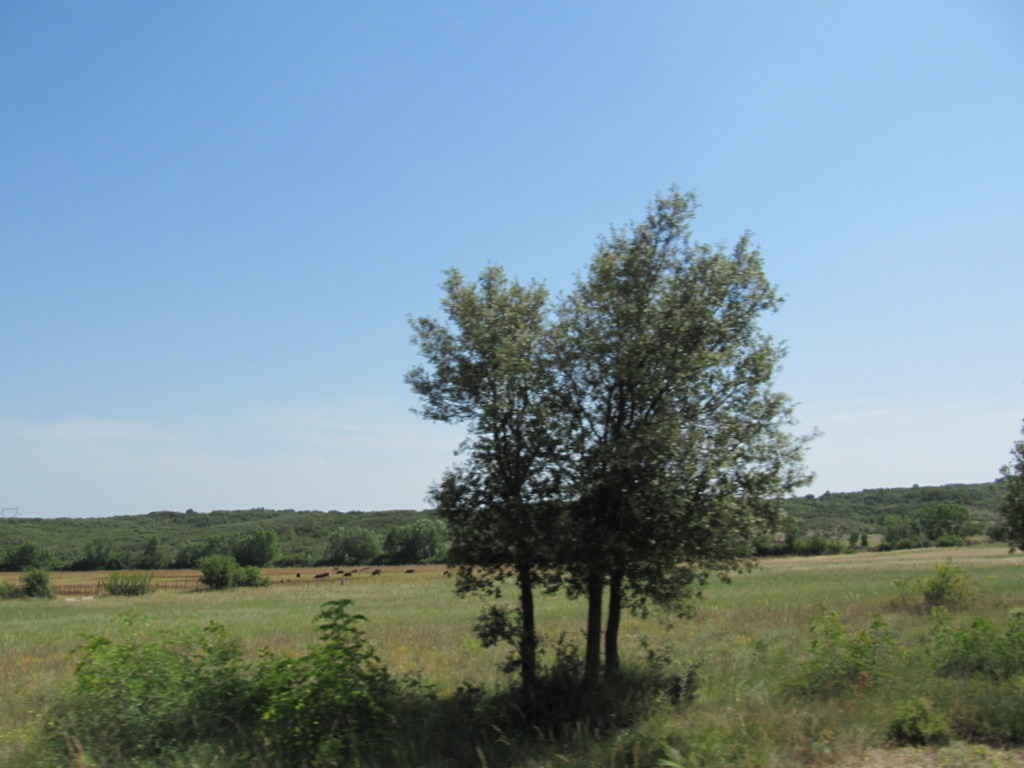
[887,697,952,746]
[890,560,975,612]
[21,568,55,598]
[930,608,1024,680]
[197,554,268,589]
[922,560,974,610]
[45,600,410,766]
[103,571,156,596]
[254,599,402,764]
[942,680,1024,744]
[797,609,892,695]
[235,564,269,587]
[0,580,22,599]
[48,621,254,762]
[198,554,239,589]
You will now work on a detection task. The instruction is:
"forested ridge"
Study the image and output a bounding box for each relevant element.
[785,481,1004,536]
[0,480,1005,571]
[0,507,441,569]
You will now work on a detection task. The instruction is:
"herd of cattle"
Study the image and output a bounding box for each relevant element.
[294,568,452,581]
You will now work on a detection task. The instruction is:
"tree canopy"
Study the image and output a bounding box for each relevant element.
[409,188,813,692]
[556,189,812,680]
[1001,420,1024,551]
[408,265,564,690]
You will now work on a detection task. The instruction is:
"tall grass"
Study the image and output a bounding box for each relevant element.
[3,549,1024,766]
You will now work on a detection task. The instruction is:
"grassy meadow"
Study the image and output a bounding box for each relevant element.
[3,549,1024,767]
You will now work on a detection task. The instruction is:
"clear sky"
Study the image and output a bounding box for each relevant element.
[1,2,1022,518]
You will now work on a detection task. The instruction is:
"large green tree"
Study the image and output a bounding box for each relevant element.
[1002,420,1024,551]
[232,527,281,567]
[323,527,383,565]
[407,266,564,694]
[409,190,811,692]
[558,188,812,682]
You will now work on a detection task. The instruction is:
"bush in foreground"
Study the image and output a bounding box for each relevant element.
[887,697,952,746]
[45,600,399,767]
[48,620,255,763]
[37,599,687,768]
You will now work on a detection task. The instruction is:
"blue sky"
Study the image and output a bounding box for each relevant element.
[1,1,1022,518]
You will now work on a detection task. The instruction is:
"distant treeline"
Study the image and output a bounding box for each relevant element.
[0,507,447,571]
[0,481,1008,571]
[765,480,1007,555]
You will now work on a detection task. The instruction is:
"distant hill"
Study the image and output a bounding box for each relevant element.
[0,507,435,569]
[0,481,1009,570]
[782,480,1005,539]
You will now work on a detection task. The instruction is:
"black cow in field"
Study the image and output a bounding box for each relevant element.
[405,568,415,574]
[371,568,382,576]
[314,572,330,579]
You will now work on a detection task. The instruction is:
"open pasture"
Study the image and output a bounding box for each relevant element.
[3,549,1024,767]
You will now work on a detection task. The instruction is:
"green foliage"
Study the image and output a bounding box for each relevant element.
[382,519,448,564]
[322,525,383,565]
[1002,420,1024,551]
[890,560,975,612]
[0,579,21,599]
[0,506,435,570]
[797,608,892,695]
[232,526,281,566]
[43,600,416,767]
[134,535,166,569]
[781,482,1001,547]
[922,560,975,610]
[792,536,846,556]
[939,681,1024,744]
[886,697,952,746]
[1,542,53,571]
[103,571,156,596]
[48,620,255,763]
[197,554,269,590]
[254,599,402,764]
[71,537,127,570]
[930,608,1024,680]
[236,564,270,587]
[918,502,972,541]
[198,554,239,589]
[21,568,55,598]
[410,189,812,690]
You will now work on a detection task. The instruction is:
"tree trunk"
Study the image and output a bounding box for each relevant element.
[584,569,603,687]
[605,567,623,674]
[518,562,537,696]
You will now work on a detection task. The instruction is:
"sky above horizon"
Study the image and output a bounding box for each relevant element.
[2,2,1022,519]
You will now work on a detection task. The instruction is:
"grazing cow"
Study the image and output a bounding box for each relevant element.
[314,572,329,579]
[345,571,355,577]
[296,573,301,578]
[405,568,415,574]
[371,568,382,576]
